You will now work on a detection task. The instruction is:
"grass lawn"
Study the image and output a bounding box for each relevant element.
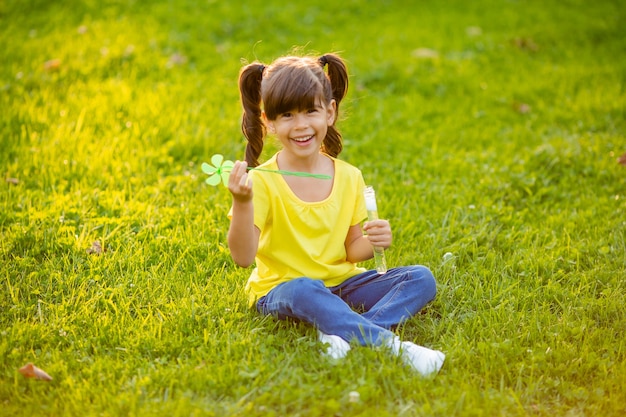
[1,0,625,415]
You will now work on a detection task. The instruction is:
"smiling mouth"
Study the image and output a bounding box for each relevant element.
[291,135,314,144]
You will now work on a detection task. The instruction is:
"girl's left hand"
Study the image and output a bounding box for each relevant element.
[363,219,392,249]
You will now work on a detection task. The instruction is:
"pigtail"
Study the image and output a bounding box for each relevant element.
[320,54,349,106]
[239,63,266,167]
[319,54,349,158]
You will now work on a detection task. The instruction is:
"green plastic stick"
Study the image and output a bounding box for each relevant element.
[202,154,332,187]
[248,167,331,179]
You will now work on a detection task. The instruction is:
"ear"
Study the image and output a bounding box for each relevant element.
[262,111,276,134]
[327,99,337,125]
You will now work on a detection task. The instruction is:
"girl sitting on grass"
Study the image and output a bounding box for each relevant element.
[226,52,445,376]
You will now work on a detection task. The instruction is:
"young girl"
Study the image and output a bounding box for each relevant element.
[227,53,445,376]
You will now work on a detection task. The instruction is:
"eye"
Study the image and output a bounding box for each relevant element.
[280,112,292,119]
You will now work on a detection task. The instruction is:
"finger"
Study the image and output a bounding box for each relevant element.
[368,234,392,249]
[239,172,251,189]
[364,221,385,233]
[229,161,246,186]
[232,161,245,177]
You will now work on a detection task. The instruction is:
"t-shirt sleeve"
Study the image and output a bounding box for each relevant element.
[353,170,368,226]
[251,171,270,232]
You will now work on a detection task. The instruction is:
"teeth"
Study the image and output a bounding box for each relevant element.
[293,135,312,142]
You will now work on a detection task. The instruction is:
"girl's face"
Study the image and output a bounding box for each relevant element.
[265,99,336,161]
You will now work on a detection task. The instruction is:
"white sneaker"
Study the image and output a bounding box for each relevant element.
[388,337,445,376]
[318,331,351,359]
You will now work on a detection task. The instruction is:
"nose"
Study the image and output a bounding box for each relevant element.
[293,113,308,129]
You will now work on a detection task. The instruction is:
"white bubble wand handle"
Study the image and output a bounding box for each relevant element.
[363,186,388,274]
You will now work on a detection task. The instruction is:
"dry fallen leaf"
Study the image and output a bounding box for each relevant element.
[512,37,538,52]
[618,153,626,166]
[86,240,105,255]
[513,102,531,114]
[18,363,53,381]
[43,59,61,72]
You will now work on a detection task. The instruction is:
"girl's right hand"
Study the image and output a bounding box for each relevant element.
[228,161,253,202]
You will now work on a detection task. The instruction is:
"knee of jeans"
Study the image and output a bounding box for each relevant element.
[410,265,437,299]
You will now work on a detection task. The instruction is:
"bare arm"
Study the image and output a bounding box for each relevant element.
[227,161,260,267]
[345,219,392,263]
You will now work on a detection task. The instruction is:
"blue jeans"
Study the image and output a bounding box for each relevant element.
[255,265,437,346]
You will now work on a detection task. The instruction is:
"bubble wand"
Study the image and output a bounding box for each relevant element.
[363,185,388,274]
[202,154,331,186]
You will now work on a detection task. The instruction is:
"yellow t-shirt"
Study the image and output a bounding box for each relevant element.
[243,153,368,306]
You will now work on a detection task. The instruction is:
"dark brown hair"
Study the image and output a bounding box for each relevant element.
[238,53,349,167]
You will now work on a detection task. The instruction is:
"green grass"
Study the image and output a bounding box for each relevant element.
[1,0,625,415]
